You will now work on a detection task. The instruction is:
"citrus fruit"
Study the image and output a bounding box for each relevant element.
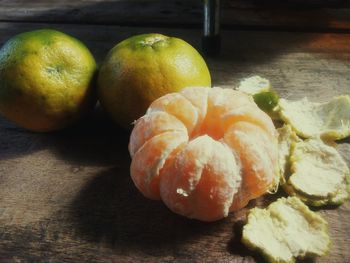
[129,87,278,221]
[0,29,97,132]
[97,33,211,129]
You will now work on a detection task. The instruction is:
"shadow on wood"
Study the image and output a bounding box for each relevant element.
[68,166,228,253]
[0,105,130,165]
[48,106,131,166]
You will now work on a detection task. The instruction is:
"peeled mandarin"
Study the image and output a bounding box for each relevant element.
[129,87,278,221]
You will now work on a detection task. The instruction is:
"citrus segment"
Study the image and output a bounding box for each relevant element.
[224,122,277,210]
[146,93,199,136]
[129,111,187,157]
[180,87,210,136]
[130,131,188,200]
[201,87,253,140]
[222,104,276,137]
[160,135,241,221]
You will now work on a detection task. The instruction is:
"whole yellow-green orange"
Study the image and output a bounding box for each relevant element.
[97,33,211,129]
[0,29,97,132]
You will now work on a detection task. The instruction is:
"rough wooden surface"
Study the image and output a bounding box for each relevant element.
[0,21,350,262]
[0,0,349,31]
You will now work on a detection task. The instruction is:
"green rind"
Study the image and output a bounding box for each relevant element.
[0,29,97,132]
[253,91,279,113]
[237,76,281,119]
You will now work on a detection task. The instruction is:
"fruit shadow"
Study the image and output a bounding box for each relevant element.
[48,106,131,166]
[338,136,350,146]
[0,105,129,166]
[0,117,45,160]
[68,165,228,253]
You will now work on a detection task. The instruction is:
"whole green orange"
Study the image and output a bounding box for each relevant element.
[97,33,211,129]
[0,29,97,132]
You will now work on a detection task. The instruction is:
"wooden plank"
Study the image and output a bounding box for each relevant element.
[0,0,349,31]
[0,22,350,262]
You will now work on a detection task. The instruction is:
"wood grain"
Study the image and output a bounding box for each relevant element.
[0,22,350,262]
[0,0,349,31]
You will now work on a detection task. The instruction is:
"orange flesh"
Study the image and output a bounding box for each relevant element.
[224,122,277,211]
[129,111,187,157]
[130,130,188,200]
[129,87,278,221]
[147,93,199,136]
[160,136,240,221]
[200,88,254,140]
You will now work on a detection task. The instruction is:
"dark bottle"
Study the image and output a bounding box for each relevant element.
[202,0,221,56]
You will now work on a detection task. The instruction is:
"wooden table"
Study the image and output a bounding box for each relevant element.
[0,1,349,262]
